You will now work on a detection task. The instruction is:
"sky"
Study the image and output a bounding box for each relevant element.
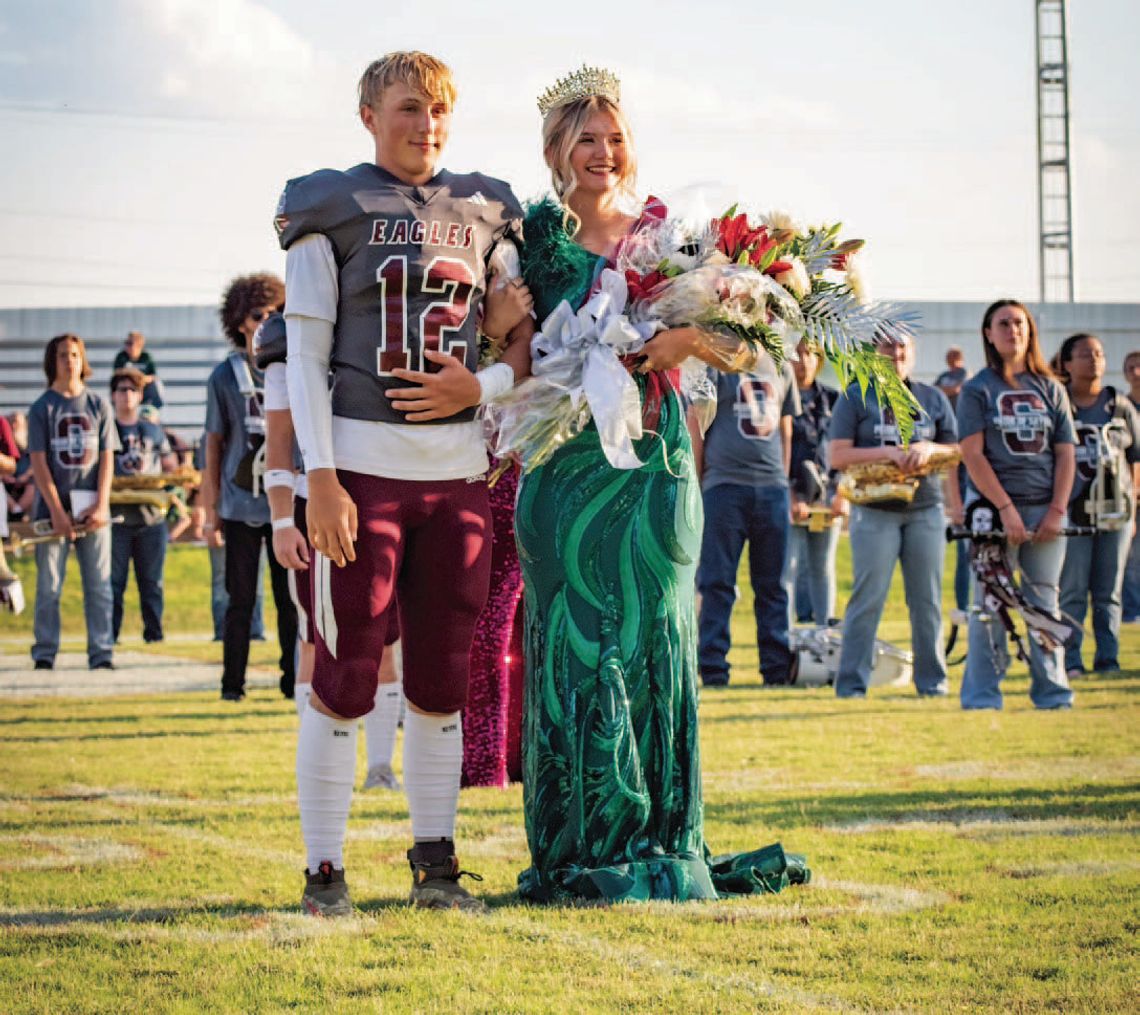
[0,0,1137,309]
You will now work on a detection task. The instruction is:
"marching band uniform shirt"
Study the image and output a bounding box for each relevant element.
[956,367,1076,506]
[1067,386,1140,518]
[829,379,957,512]
[113,418,170,526]
[27,388,116,522]
[204,355,268,526]
[790,380,840,501]
[701,356,800,491]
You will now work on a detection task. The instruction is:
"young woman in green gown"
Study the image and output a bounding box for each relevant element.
[516,70,809,902]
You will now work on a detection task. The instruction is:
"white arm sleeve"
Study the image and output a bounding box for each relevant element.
[284,234,340,473]
[263,362,289,412]
[286,316,335,473]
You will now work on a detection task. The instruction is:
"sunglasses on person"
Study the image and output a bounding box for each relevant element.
[248,307,282,324]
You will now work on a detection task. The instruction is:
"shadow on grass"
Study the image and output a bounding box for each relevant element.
[705,781,1140,828]
[0,892,538,928]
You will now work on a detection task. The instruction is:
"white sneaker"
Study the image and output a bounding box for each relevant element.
[362,763,402,791]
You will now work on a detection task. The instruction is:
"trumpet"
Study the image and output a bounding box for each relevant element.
[4,517,125,557]
[838,448,961,506]
[793,506,841,532]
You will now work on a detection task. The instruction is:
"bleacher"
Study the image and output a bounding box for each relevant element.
[0,305,229,443]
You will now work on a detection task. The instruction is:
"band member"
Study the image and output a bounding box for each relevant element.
[829,332,960,697]
[696,348,800,687]
[27,334,116,670]
[957,300,1076,710]
[278,51,532,915]
[1056,333,1140,676]
[109,368,176,643]
[201,273,298,702]
[1120,350,1140,623]
[788,337,845,625]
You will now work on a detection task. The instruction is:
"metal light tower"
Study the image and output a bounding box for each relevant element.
[1035,0,1075,302]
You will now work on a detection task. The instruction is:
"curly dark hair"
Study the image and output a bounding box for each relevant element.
[219,272,285,348]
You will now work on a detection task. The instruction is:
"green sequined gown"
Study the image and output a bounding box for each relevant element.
[515,200,809,902]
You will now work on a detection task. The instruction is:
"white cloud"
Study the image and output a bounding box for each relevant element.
[129,0,336,117]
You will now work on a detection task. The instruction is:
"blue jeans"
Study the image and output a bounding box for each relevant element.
[960,503,1072,710]
[789,523,838,624]
[210,541,265,640]
[1122,530,1140,621]
[111,522,168,642]
[954,539,971,613]
[835,503,947,698]
[1059,526,1130,671]
[698,483,793,685]
[32,525,114,666]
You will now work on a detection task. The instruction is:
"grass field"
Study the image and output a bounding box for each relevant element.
[1,540,1137,1013]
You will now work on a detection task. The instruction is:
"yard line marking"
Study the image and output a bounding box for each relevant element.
[811,877,951,914]
[828,811,1140,840]
[0,834,146,869]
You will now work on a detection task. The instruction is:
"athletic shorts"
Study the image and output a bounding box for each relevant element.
[310,470,492,718]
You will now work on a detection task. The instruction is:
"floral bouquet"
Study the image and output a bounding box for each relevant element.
[486,201,920,474]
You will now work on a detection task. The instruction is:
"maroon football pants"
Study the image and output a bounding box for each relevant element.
[310,471,491,719]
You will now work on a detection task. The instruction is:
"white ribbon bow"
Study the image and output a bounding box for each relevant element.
[529,269,660,469]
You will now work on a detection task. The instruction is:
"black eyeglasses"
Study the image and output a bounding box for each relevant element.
[249,309,269,323]
[113,386,137,394]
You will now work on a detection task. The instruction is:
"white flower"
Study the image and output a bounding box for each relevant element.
[763,209,802,234]
[845,253,870,304]
[773,257,811,300]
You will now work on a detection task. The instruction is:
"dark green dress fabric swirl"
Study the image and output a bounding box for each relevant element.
[515,201,810,903]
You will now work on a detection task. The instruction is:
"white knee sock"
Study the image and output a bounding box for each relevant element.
[364,681,403,769]
[295,682,312,719]
[402,709,462,841]
[296,707,357,870]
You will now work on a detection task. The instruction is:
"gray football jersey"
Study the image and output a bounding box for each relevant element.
[275,163,523,426]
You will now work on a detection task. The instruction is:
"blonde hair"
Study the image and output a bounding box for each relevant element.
[358,51,457,111]
[542,96,638,232]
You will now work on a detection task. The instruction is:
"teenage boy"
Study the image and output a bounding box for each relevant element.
[28,334,116,670]
[201,273,298,702]
[696,353,801,687]
[109,368,176,643]
[278,51,532,915]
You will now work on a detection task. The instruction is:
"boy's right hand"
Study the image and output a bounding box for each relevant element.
[306,470,357,567]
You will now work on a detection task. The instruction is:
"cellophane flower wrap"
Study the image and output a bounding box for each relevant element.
[486,199,920,474]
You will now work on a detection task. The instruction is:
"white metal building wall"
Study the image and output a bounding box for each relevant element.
[1,302,1137,439]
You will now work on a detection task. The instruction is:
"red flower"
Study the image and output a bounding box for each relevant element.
[715,212,767,260]
[625,269,670,303]
[764,259,793,277]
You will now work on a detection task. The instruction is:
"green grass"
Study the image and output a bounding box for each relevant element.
[0,542,1137,1012]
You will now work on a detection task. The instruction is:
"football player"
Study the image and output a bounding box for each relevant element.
[277,51,533,915]
[255,312,404,790]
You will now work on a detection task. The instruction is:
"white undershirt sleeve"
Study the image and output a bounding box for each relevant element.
[286,316,335,473]
[285,234,341,473]
[263,361,289,412]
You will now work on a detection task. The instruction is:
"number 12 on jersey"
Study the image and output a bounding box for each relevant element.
[376,255,476,375]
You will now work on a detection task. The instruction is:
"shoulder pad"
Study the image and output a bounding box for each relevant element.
[274,169,350,250]
[253,312,288,369]
[469,172,525,221]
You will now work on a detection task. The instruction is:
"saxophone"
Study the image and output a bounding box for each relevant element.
[838,449,961,505]
[110,467,201,520]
